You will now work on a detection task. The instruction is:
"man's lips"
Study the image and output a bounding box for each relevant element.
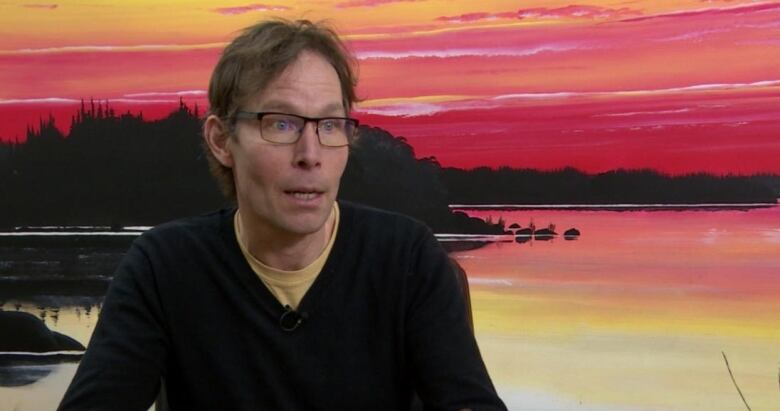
[283,188,325,201]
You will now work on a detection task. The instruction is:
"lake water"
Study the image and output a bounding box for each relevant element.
[454,205,780,410]
[1,205,779,410]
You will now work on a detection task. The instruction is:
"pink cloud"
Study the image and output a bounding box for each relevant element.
[517,5,641,19]
[437,5,641,23]
[22,4,58,9]
[211,3,289,15]
[336,0,421,9]
[621,2,780,23]
[435,11,517,23]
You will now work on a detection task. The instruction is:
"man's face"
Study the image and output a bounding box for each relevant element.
[228,50,349,238]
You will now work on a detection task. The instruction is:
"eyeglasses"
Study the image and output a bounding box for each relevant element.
[232,111,359,147]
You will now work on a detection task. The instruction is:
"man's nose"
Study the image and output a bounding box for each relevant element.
[292,121,322,169]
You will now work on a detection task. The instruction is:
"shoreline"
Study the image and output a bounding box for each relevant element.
[451,202,778,211]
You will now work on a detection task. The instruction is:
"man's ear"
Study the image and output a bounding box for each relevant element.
[203,115,234,168]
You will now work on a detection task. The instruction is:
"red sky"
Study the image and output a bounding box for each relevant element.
[356,84,780,174]
[1,0,779,175]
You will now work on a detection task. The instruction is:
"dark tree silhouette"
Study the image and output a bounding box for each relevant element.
[340,126,501,233]
[1,100,224,227]
[1,102,777,229]
[0,102,500,233]
[442,167,778,205]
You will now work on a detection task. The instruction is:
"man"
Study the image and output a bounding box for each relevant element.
[59,19,505,410]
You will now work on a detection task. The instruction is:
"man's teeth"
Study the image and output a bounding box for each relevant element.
[290,191,318,200]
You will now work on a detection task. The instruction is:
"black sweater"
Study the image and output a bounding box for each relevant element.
[59,202,505,410]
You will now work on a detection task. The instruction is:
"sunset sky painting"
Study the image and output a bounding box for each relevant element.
[2,1,780,410]
[2,0,779,174]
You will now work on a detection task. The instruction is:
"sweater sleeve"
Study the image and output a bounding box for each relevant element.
[58,240,169,411]
[405,228,507,411]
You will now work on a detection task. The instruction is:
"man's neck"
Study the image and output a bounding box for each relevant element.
[236,206,335,271]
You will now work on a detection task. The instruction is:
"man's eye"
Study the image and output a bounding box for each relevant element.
[273,119,295,131]
[320,120,336,132]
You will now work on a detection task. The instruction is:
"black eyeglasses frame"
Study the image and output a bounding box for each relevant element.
[231,111,359,147]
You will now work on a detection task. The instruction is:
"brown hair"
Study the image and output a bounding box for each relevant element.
[204,18,359,201]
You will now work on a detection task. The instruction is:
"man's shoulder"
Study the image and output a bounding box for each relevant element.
[135,208,234,248]
[339,200,428,232]
[337,201,435,250]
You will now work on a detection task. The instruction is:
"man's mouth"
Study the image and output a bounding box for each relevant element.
[284,190,323,201]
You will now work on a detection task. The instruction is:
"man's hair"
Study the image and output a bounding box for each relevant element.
[205,19,359,201]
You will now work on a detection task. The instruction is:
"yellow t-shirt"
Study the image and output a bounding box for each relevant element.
[234,203,339,310]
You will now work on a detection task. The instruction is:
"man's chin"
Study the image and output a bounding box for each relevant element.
[277,207,333,237]
[279,220,329,238]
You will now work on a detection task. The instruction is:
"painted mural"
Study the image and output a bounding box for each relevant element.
[2,1,780,410]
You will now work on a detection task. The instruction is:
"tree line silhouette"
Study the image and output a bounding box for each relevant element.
[1,101,777,231]
[441,167,778,205]
[0,101,499,233]
[1,101,224,228]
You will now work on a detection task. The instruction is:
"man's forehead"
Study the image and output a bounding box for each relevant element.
[271,50,338,82]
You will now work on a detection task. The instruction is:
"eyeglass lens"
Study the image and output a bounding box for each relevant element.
[260,114,355,146]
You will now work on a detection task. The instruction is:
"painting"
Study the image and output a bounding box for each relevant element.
[2,1,779,410]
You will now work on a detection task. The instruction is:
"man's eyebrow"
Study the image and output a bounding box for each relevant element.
[260,101,346,116]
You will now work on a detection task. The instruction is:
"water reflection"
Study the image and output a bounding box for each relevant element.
[0,232,124,410]
[0,303,97,409]
[458,205,780,411]
[0,206,778,410]
[0,364,59,387]
[0,363,79,410]
[1,302,101,347]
